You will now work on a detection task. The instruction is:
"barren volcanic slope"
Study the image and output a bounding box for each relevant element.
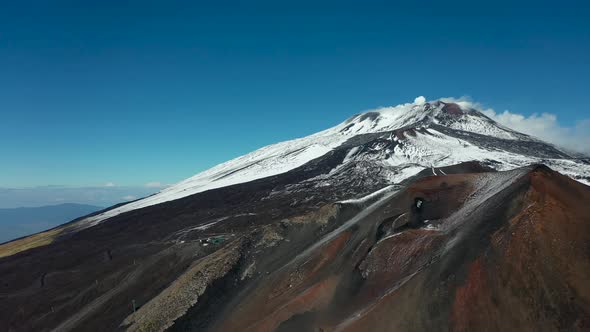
[1,99,589,332]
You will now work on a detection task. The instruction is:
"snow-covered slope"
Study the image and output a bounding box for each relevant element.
[78,97,590,228]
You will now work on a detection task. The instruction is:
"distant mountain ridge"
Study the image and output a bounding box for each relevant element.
[0,203,102,243]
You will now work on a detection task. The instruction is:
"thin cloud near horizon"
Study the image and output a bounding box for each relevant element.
[0,185,162,209]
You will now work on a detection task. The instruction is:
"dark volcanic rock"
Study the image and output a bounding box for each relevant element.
[1,162,589,332]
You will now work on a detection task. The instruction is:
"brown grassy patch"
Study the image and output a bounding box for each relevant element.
[0,228,61,258]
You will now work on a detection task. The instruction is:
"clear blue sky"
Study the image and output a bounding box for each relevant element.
[1,0,589,188]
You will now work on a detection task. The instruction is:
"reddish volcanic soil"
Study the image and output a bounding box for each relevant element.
[1,164,589,332]
[211,166,590,332]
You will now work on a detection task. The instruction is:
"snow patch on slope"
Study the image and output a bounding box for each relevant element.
[385,128,590,184]
[338,185,398,205]
[445,115,519,140]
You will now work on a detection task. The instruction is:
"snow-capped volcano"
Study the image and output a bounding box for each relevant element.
[4,98,590,332]
[80,97,590,227]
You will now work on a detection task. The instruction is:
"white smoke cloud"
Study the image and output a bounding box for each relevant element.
[440,96,590,155]
[414,96,426,105]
